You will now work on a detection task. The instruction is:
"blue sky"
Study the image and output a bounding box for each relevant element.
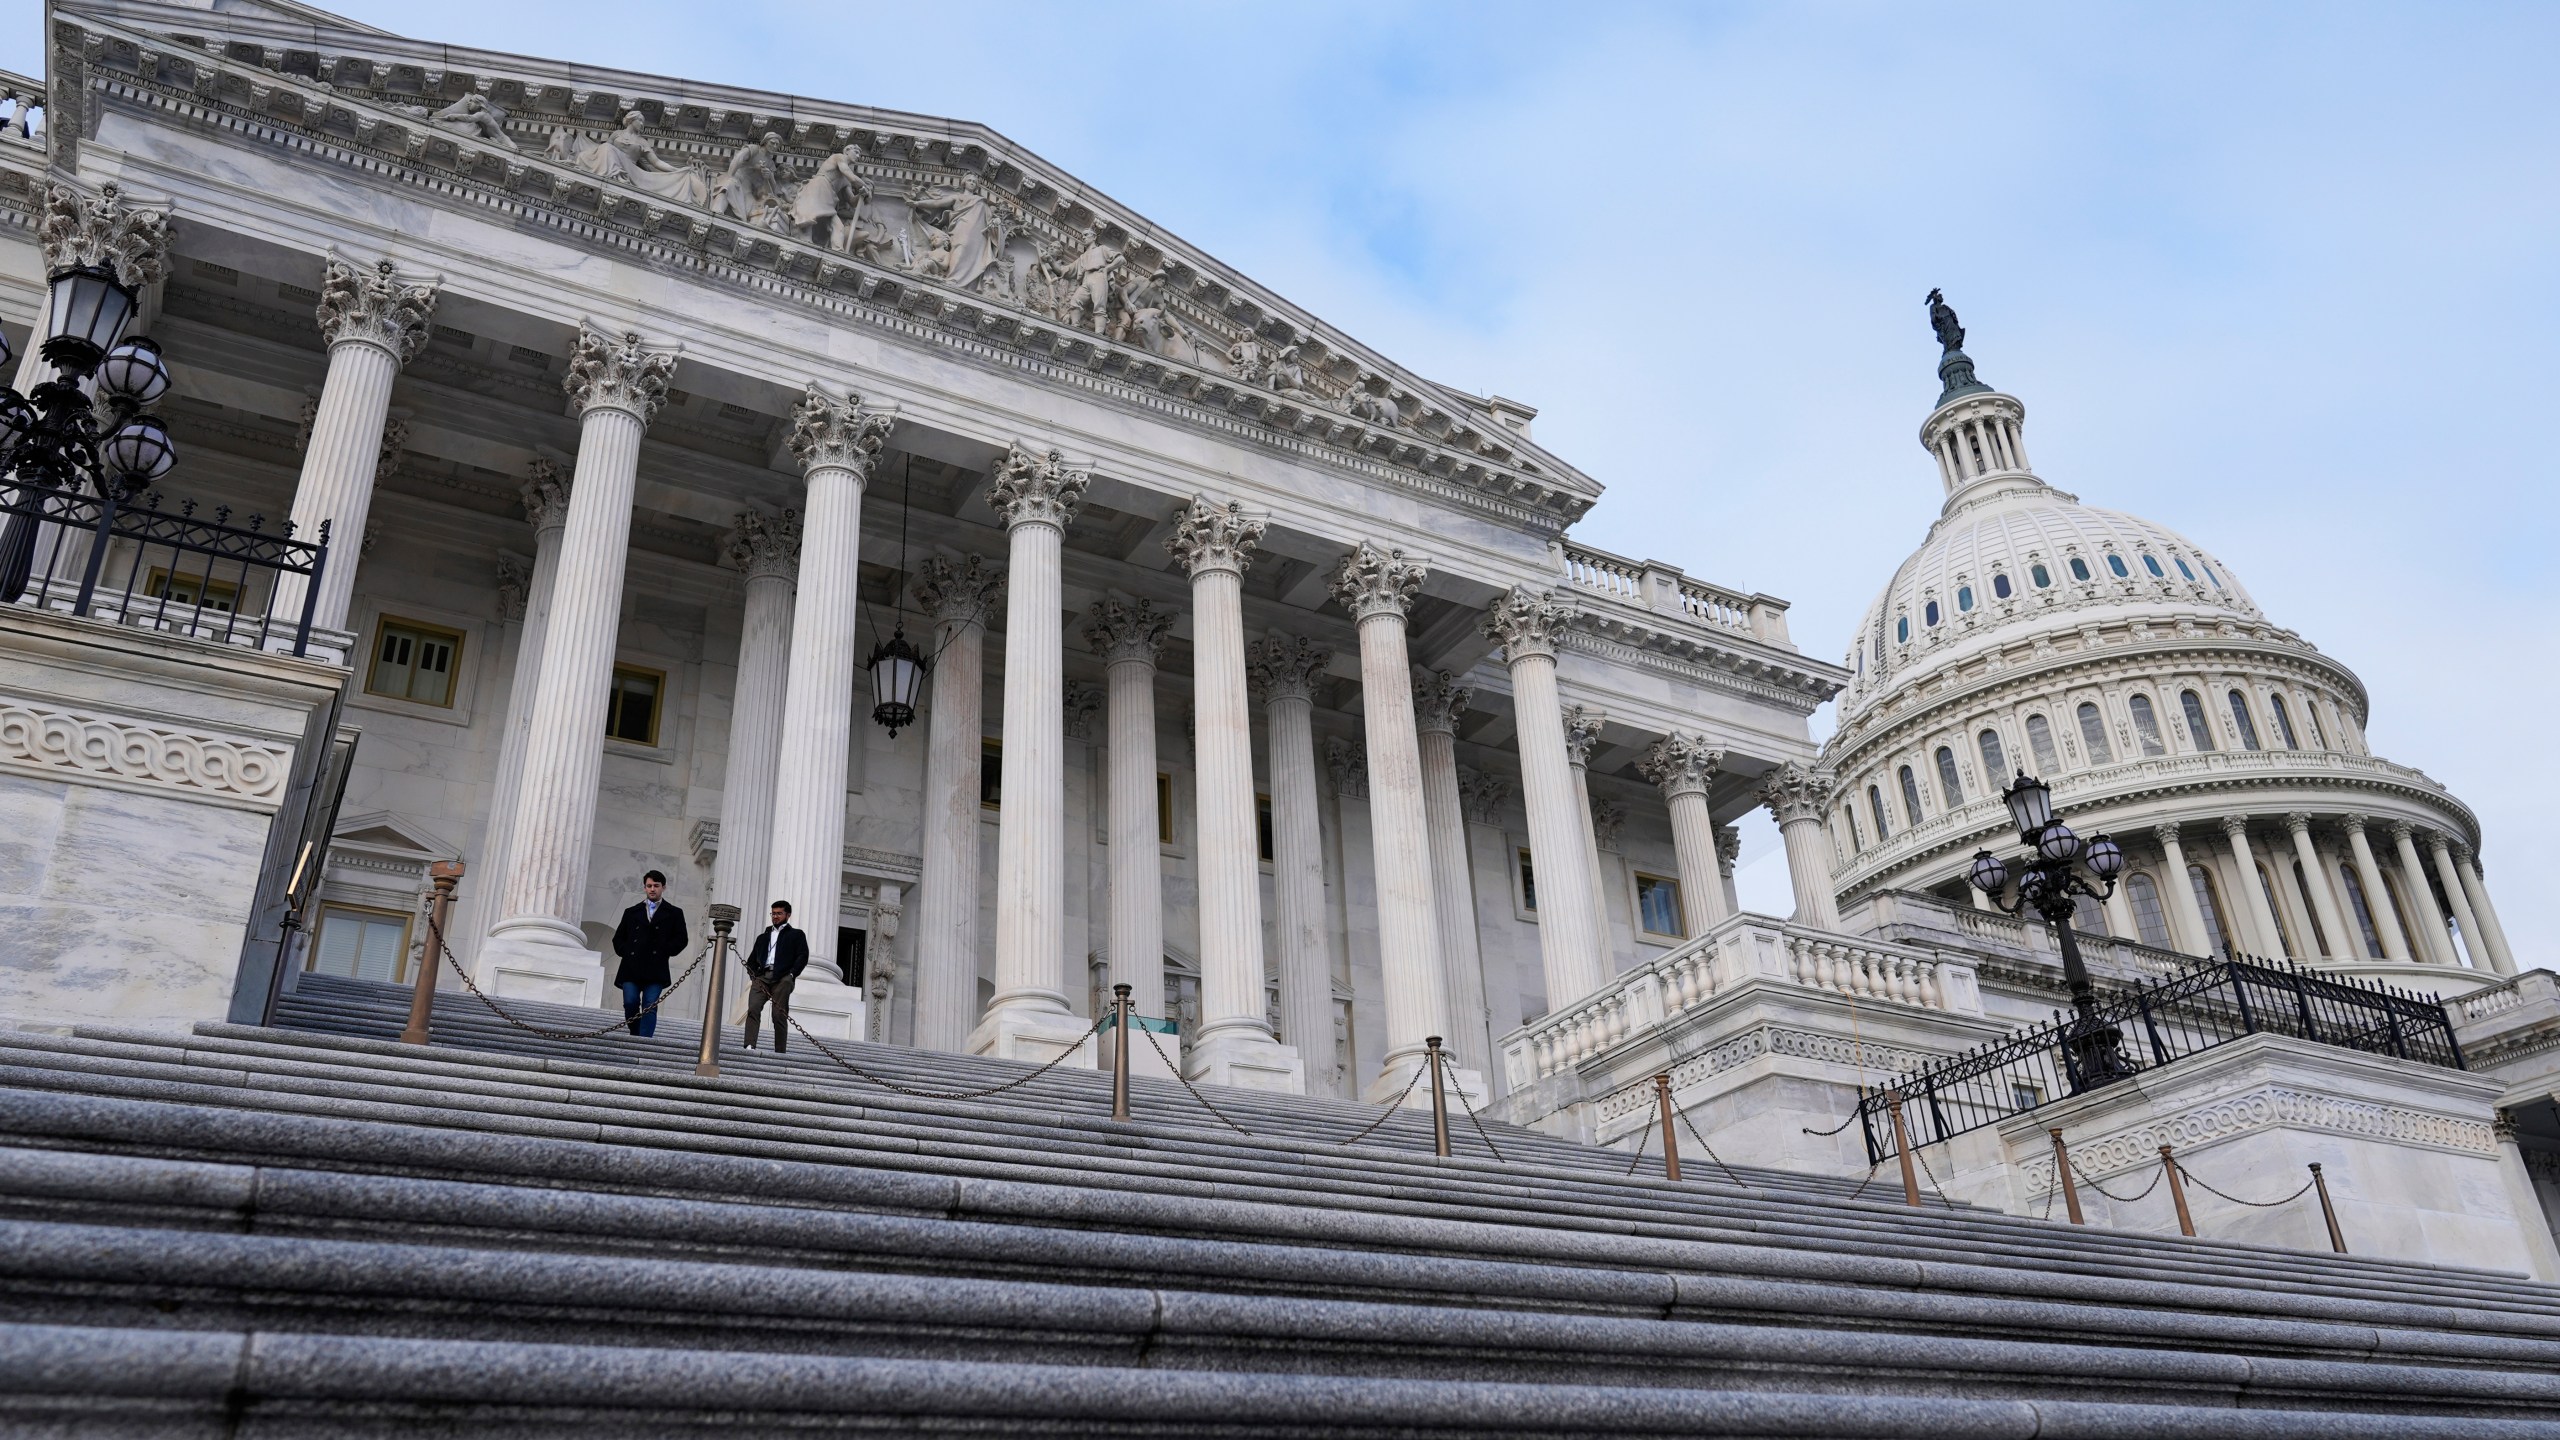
[11,3,2551,963]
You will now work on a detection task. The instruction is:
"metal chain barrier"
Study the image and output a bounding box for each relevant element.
[1674,1106,1751,1191]
[2036,1160,2058,1222]
[1622,1120,1654,1176]
[1907,1138,1960,1209]
[2173,1159,2319,1209]
[1842,1158,1885,1203]
[439,934,711,1041]
[1327,1062,1428,1147]
[1445,1067,1509,1163]
[745,969,1109,1102]
[2068,1155,2164,1205]
[1133,1021,1253,1136]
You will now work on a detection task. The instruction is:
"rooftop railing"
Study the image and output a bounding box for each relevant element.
[1557,540,1791,647]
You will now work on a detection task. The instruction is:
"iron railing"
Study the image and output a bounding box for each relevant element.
[1855,956,2463,1163]
[0,482,330,657]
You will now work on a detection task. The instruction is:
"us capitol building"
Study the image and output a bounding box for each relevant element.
[2,0,2555,1287]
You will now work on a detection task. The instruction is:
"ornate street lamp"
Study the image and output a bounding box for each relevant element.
[0,265,179,602]
[1969,771,2136,1092]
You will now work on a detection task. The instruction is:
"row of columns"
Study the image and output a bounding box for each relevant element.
[2148,815,2515,975]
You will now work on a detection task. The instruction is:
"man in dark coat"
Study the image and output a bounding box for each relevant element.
[742,899,810,1053]
[610,869,689,1037]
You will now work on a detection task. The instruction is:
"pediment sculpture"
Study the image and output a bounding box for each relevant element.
[546,111,714,207]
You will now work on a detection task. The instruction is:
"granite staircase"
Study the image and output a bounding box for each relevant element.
[1,972,2557,1437]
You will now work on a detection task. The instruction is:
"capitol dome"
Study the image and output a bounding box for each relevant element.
[1816,299,2517,993]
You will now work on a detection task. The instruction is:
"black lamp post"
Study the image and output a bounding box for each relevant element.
[0,264,178,603]
[1968,772,2137,1092]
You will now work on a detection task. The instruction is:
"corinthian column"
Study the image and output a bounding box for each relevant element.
[1251,634,1336,1094]
[1561,705,1618,969]
[274,257,438,632]
[467,462,570,968]
[2281,814,2349,959]
[2428,835,2493,972]
[1332,542,1462,1103]
[1482,587,1606,1011]
[2220,817,2285,957]
[2338,816,2412,962]
[478,326,676,1002]
[1413,670,1492,1074]
[2453,848,2518,975]
[712,509,800,920]
[2389,821,2455,965]
[2153,824,2213,956]
[764,387,894,1031]
[1083,597,1171,1022]
[908,555,1004,1052]
[969,445,1094,1063]
[1640,733,1728,938]
[1760,762,1842,931]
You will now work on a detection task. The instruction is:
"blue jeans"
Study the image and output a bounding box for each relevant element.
[619,982,664,1037]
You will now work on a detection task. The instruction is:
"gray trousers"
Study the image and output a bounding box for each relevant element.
[743,971,795,1051]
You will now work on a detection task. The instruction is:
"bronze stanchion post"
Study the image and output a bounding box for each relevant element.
[1887,1093,1921,1206]
[2311,1162,2347,1253]
[1652,1073,1682,1182]
[1111,983,1133,1122]
[2161,1144,2196,1236]
[2048,1127,2085,1225]
[399,861,464,1046]
[1425,1037,1451,1158]
[695,903,738,1078]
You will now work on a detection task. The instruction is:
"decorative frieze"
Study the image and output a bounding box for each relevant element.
[1246,634,1328,706]
[39,181,170,289]
[787,382,894,475]
[1083,596,1172,667]
[1639,732,1723,800]
[2024,1085,2497,1199]
[1165,496,1265,578]
[984,442,1089,531]
[1715,823,1742,876]
[1064,681,1103,741]
[561,324,677,422]
[911,553,1005,627]
[0,695,292,809]
[314,256,438,363]
[1591,797,1627,852]
[722,508,801,584]
[1328,540,1424,622]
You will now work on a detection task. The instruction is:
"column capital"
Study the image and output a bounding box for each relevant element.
[722,508,802,584]
[519,457,573,534]
[494,552,531,623]
[2282,811,2314,837]
[1247,633,1328,705]
[2337,812,2370,835]
[1591,797,1627,852]
[1411,670,1471,736]
[39,181,171,290]
[1715,823,1742,875]
[1561,705,1605,767]
[985,442,1090,532]
[1759,760,1835,825]
[912,553,1006,628]
[1082,595,1172,667]
[2152,822,2187,849]
[314,255,438,364]
[1457,766,1511,825]
[1065,681,1104,741]
[2451,841,2475,865]
[563,324,678,422]
[1166,495,1266,577]
[2386,818,2419,844]
[1325,736,1368,800]
[788,383,895,476]
[1329,540,1425,621]
[2219,813,2254,839]
[1482,585,1574,660]
[1638,732,1723,800]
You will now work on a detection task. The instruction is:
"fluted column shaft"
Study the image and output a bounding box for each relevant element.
[1563,707,1615,969]
[1086,599,1170,1016]
[2454,852,2518,975]
[1176,501,1275,1059]
[1415,676,1489,1071]
[2340,818,2413,962]
[2429,837,2492,972]
[910,556,1001,1051]
[1255,637,1334,1091]
[2283,815,2349,959]
[2153,826,2212,956]
[2390,822,2456,965]
[1762,763,1841,931]
[1642,734,1727,938]
[2221,818,2284,957]
[474,469,569,951]
[714,513,798,917]
[1483,590,1606,1010]
[274,259,435,631]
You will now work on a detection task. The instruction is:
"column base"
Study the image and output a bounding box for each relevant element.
[1185,1027,1305,1095]
[1368,1051,1489,1112]
[1100,1015,1182,1081]
[474,921,606,1008]
[967,1001,1098,1068]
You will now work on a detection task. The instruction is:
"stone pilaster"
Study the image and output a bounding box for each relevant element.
[1482,587,1605,1011]
[1639,733,1727,938]
[1759,761,1841,932]
[478,325,676,1001]
[1413,669,1492,1075]
[713,508,800,923]
[2453,847,2518,976]
[909,554,1004,1052]
[2283,814,2350,959]
[2338,816,2413,962]
[2152,824,2214,957]
[2388,821,2456,965]
[970,445,1094,1063]
[1083,597,1172,1027]
[1561,704,1615,968]
[2220,816,2285,957]
[1251,633,1336,1094]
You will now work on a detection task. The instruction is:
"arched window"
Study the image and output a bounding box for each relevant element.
[1956,586,1974,613]
[2338,865,2384,959]
[2269,693,2300,749]
[2288,860,2331,956]
[2175,557,2196,581]
[1978,728,2007,781]
[1992,573,2012,599]
[2068,557,2091,581]
[2031,563,2052,588]
[2180,690,2216,752]
[2076,701,2113,765]
[1924,600,1941,626]
[2127,693,2165,755]
[2228,690,2262,750]
[2106,554,2130,578]
[1868,785,1891,841]
[1896,616,1909,643]
[2072,893,2108,936]
[2304,703,2327,750]
[1898,765,1925,827]
[2142,554,2165,578]
[2126,873,2172,948]
[2189,864,2235,958]
[2024,713,2060,774]
[1846,805,1864,853]
[1935,746,1963,807]
[2202,565,2222,587]
[2257,864,2297,955]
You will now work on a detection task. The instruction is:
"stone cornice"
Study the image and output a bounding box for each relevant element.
[1553,625,1836,717]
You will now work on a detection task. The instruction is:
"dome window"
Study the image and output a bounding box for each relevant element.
[1934,746,1964,806]
[2175,557,2196,581]
[2106,554,2130,578]
[2127,693,2165,755]
[2076,702,2113,764]
[2270,693,2300,749]
[2180,690,2216,752]
[1924,600,1941,626]
[2025,713,2060,773]
[2202,565,2222,588]
[1977,729,2007,780]
[2068,558,2091,582]
[1898,765,1925,827]
[2227,690,2263,751]
[1867,785,1891,841]
[1992,573,2012,599]
[2142,554,2165,578]
[1956,586,1974,613]
[1896,616,1909,643]
[2030,563,2052,588]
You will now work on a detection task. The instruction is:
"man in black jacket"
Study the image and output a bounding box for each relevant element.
[610,869,689,1038]
[742,899,810,1053]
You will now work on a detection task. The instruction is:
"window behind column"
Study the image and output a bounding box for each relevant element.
[981,741,1003,810]
[2125,873,2172,948]
[2188,865,2235,958]
[1634,873,1683,939]
[2338,864,2384,958]
[606,665,663,745]
[367,618,464,708]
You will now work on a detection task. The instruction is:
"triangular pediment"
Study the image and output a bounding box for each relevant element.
[329,810,454,860]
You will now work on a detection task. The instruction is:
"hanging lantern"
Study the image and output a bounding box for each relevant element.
[866,624,925,736]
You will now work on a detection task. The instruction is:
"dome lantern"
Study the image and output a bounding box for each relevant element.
[1919,291,2034,498]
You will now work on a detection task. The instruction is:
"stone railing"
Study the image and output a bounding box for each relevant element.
[0,70,41,147]
[2456,969,2553,1024]
[1503,913,1983,1087]
[1557,540,1791,648]
[1856,887,2201,989]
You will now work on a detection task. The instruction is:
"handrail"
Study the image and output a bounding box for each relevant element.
[0,483,331,657]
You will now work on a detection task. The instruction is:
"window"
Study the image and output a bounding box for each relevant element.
[1978,729,2008,782]
[2127,694,2165,756]
[2142,554,2164,578]
[2202,565,2222,588]
[2381,872,2421,956]
[2010,1081,2045,1111]
[1956,586,1974,613]
[2030,563,2052,588]
[144,568,241,613]
[836,927,866,987]
[2025,713,2060,774]
[2270,693,2300,749]
[1924,600,1941,627]
[606,665,662,745]
[1156,772,1173,842]
[2304,704,2327,750]
[2180,690,2216,752]
[1635,873,1684,939]
[2227,690,2262,751]
[2106,554,2129,578]
[981,740,1004,810]
[2072,892,2108,936]
[1992,573,2012,599]
[310,904,413,984]
[2068,557,2091,581]
[1896,615,1909,643]
[1256,793,1274,863]
[2258,865,2296,955]
[2290,860,2331,956]
[1935,746,1963,807]
[1846,806,1865,853]
[1516,848,1538,912]
[2189,865,2235,958]
[1867,785,1891,841]
[2339,865,2384,959]
[2076,702,2113,765]
[366,618,463,708]
[1898,765,1924,827]
[2126,873,2172,948]
[2175,557,2196,581]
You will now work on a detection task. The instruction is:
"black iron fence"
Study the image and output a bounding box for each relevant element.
[0,481,330,657]
[1856,956,2463,1163]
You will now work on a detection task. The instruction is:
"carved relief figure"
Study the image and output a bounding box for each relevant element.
[1227,335,1268,384]
[711,132,790,230]
[1118,265,1198,363]
[427,94,517,150]
[789,143,874,251]
[549,112,712,206]
[1338,378,1398,426]
[1267,344,1307,395]
[908,175,1003,291]
[1058,230,1123,334]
